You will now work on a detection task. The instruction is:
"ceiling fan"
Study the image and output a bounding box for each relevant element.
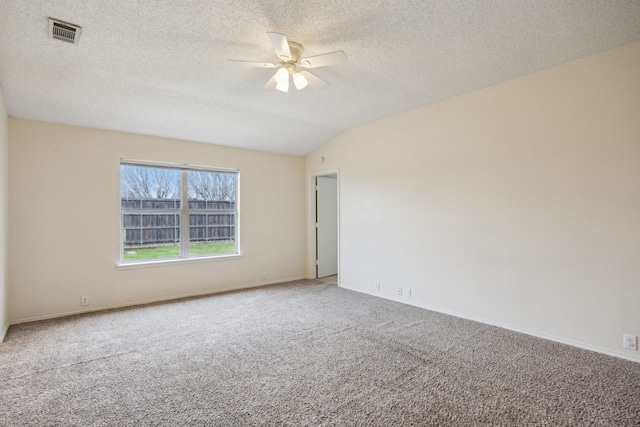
[228,32,347,92]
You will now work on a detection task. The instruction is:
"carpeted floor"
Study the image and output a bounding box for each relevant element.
[1,279,639,426]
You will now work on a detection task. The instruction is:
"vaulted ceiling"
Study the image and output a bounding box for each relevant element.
[1,1,640,155]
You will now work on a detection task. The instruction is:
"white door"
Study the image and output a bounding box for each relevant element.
[316,176,338,278]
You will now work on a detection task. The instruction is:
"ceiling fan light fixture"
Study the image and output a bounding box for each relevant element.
[293,72,308,90]
[275,80,289,92]
[275,67,290,92]
[275,67,289,83]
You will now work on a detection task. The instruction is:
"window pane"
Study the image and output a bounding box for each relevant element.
[121,165,182,261]
[189,213,236,255]
[121,165,181,207]
[187,170,237,256]
[187,171,236,208]
[122,213,181,260]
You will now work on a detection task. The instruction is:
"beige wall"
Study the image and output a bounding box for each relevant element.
[307,41,640,361]
[0,89,8,340]
[9,120,306,322]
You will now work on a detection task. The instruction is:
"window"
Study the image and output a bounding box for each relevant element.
[120,161,239,263]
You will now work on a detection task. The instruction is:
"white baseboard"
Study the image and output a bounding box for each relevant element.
[339,283,640,364]
[0,322,8,342]
[9,276,306,326]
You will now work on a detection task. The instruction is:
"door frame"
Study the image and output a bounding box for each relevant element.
[307,170,340,283]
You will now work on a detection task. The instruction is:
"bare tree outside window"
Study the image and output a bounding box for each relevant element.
[121,165,180,200]
[187,171,236,202]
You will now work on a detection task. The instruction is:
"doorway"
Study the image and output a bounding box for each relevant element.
[310,172,339,282]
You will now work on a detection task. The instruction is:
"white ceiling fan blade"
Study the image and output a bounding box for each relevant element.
[298,51,347,69]
[263,73,277,91]
[266,32,293,61]
[227,59,277,68]
[299,71,330,90]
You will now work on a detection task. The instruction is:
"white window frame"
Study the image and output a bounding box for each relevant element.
[118,159,241,268]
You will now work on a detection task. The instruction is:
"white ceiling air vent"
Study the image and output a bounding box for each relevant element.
[48,18,82,44]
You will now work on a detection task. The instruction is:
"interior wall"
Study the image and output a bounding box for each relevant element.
[9,120,306,322]
[306,41,640,361]
[0,89,8,340]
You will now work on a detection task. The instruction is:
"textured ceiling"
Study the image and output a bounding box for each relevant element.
[1,1,640,156]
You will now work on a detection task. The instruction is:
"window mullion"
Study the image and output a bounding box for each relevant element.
[180,170,190,257]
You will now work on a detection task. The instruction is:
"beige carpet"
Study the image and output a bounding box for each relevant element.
[1,279,639,426]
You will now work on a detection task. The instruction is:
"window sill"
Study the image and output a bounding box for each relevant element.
[116,253,243,270]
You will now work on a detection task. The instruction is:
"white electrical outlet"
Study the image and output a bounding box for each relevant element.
[405,287,412,297]
[623,334,637,350]
[81,296,89,306]
[375,282,380,291]
[261,272,267,281]
[397,287,403,296]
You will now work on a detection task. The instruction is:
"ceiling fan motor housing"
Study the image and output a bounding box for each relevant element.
[287,41,304,63]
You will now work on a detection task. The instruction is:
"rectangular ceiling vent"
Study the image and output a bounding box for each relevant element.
[48,18,82,44]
